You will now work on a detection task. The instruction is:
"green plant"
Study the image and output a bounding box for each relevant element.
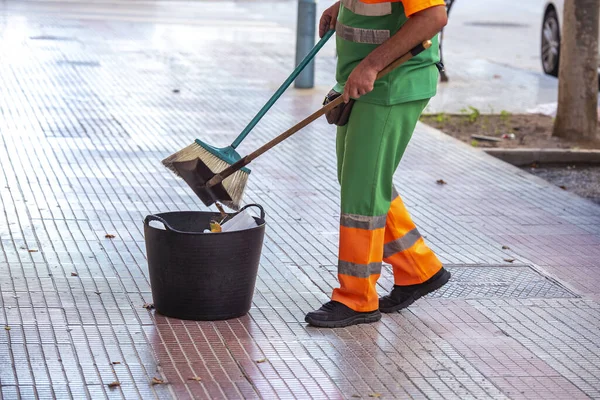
[461,106,480,123]
[435,113,449,124]
[471,139,479,147]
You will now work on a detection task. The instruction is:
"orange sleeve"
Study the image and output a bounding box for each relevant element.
[400,0,446,17]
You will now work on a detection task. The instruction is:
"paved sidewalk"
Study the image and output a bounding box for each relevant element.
[1,1,600,399]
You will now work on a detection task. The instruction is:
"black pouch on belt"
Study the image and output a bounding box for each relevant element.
[323,89,355,127]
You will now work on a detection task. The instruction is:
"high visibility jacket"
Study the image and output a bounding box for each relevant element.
[333,0,445,105]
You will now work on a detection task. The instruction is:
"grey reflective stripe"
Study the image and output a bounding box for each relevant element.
[392,187,399,199]
[341,0,392,16]
[336,22,390,45]
[341,213,387,230]
[339,260,382,278]
[383,228,422,258]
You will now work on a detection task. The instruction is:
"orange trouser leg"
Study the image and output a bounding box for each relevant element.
[331,221,385,312]
[383,190,442,286]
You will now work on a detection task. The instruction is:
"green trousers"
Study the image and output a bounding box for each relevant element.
[331,99,443,312]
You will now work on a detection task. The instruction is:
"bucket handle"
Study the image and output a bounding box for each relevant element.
[239,204,265,220]
[144,214,182,233]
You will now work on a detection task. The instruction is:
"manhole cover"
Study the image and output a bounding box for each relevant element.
[428,265,578,299]
[464,21,529,28]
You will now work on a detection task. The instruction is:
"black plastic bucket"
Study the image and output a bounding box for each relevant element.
[143,204,266,320]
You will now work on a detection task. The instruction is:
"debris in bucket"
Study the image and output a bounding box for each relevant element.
[221,210,258,232]
[204,210,258,233]
[209,221,222,232]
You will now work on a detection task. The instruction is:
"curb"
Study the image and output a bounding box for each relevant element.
[484,148,600,166]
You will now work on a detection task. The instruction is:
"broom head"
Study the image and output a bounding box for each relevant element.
[162,140,250,210]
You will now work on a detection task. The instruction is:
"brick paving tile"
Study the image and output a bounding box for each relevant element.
[1,0,600,399]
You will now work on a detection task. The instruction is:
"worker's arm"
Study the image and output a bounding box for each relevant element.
[343,4,448,103]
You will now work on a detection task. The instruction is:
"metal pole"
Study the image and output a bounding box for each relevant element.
[295,0,317,88]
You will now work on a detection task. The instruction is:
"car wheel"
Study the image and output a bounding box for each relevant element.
[542,8,560,76]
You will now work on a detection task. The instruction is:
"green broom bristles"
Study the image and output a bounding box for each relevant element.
[162,142,249,210]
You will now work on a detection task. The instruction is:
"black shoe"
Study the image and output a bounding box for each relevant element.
[379,267,451,313]
[305,301,382,328]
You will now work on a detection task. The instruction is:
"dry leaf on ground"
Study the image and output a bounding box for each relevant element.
[188,376,202,382]
[143,303,155,309]
[105,234,116,239]
[151,377,165,385]
[436,179,447,185]
[108,381,120,388]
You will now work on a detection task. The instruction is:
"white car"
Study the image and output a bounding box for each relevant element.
[542,0,600,76]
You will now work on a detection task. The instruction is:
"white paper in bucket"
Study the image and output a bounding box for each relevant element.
[221,210,258,232]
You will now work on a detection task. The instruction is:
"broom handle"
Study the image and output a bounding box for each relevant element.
[209,40,432,186]
[231,29,335,149]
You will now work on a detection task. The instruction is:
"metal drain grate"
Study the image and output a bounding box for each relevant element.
[428,265,578,299]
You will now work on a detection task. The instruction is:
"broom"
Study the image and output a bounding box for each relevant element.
[167,40,433,210]
[162,29,335,209]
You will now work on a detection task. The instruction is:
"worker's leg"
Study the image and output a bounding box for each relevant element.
[384,190,442,285]
[378,104,450,313]
[379,187,450,313]
[306,99,439,327]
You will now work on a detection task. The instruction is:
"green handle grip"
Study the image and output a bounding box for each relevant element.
[231,29,335,149]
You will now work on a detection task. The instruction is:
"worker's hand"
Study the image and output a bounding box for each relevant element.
[319,1,340,38]
[343,61,378,103]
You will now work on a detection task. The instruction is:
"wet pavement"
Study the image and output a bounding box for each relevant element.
[1,0,600,399]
